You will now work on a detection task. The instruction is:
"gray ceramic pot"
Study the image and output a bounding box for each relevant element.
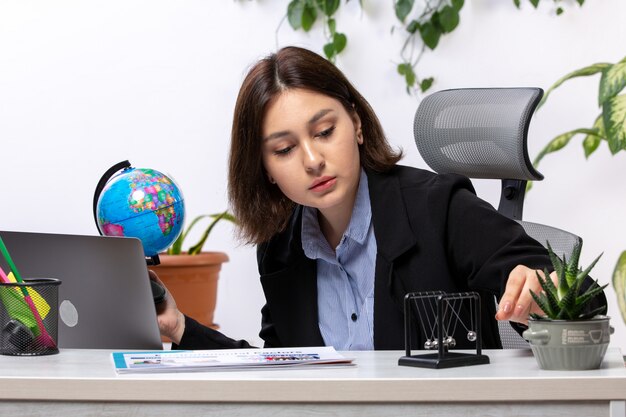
[522,315,612,370]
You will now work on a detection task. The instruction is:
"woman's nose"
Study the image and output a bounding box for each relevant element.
[302,141,325,172]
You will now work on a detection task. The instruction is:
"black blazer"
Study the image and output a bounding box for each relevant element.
[177,166,601,350]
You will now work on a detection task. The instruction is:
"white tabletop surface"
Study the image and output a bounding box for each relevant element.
[0,348,625,403]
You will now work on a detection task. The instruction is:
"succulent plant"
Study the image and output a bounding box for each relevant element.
[529,241,607,321]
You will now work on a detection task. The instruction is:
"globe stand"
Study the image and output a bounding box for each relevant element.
[147,254,161,266]
[92,160,131,231]
[398,291,490,369]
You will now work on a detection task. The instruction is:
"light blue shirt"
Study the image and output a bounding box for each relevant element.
[301,170,377,350]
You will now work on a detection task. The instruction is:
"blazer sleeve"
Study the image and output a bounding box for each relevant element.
[434,174,606,315]
[439,175,551,296]
[174,315,256,350]
[174,243,284,350]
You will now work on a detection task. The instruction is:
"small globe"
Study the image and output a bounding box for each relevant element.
[96,167,185,257]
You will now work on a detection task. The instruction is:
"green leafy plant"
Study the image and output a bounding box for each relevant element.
[528,56,626,326]
[395,0,464,94]
[285,0,347,62]
[281,0,588,94]
[166,210,237,255]
[530,241,607,320]
[612,251,626,321]
[513,0,585,16]
[532,56,626,171]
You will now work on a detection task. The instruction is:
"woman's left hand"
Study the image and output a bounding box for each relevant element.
[495,265,557,325]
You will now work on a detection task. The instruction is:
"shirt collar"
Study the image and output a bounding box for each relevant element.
[302,169,371,260]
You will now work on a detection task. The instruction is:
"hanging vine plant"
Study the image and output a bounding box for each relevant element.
[283,0,465,94]
[395,0,464,94]
[279,0,586,94]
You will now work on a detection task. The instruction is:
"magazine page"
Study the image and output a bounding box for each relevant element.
[112,346,354,374]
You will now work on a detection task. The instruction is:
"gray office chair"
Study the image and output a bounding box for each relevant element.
[413,88,582,349]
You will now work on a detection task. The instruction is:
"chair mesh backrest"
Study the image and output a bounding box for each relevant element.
[517,220,582,258]
[414,88,543,181]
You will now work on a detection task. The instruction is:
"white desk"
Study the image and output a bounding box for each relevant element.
[1,348,625,417]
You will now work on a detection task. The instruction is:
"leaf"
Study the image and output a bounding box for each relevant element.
[612,251,626,324]
[583,134,602,158]
[397,63,416,87]
[438,6,459,33]
[319,0,340,16]
[395,0,415,23]
[583,115,605,158]
[328,17,336,36]
[557,285,579,320]
[603,94,626,154]
[419,21,441,50]
[575,282,609,313]
[301,2,318,31]
[537,63,612,110]
[333,32,347,54]
[420,77,434,92]
[169,211,236,255]
[530,289,554,319]
[406,19,420,34]
[536,269,560,314]
[513,0,521,8]
[323,42,336,60]
[187,211,236,255]
[530,0,540,7]
[452,0,464,12]
[533,128,599,167]
[287,0,305,30]
[546,242,567,291]
[168,214,214,255]
[599,58,626,105]
[566,240,583,286]
[575,252,603,288]
[577,0,585,4]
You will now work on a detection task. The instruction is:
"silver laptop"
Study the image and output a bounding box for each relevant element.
[0,230,163,350]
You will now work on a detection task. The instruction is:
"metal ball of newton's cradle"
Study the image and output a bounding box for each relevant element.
[424,339,433,349]
[444,336,456,348]
[467,331,477,342]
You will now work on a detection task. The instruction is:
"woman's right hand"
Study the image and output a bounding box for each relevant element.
[148,270,186,344]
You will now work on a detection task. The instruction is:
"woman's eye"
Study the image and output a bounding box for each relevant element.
[274,146,293,156]
[316,126,335,138]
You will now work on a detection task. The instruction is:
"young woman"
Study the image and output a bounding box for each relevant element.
[153,46,605,350]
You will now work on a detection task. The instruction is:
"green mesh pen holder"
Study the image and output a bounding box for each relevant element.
[0,278,61,356]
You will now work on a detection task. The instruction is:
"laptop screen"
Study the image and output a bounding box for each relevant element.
[0,230,163,350]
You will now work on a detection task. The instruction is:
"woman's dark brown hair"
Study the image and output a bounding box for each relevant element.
[228,46,402,245]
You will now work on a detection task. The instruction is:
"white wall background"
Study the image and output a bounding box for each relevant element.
[1,0,625,349]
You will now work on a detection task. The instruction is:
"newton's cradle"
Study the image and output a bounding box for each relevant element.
[399,291,490,369]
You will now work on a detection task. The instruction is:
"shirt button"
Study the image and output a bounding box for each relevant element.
[351,313,357,322]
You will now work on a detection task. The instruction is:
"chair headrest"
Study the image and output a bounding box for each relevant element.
[414,88,544,181]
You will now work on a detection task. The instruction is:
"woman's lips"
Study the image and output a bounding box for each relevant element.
[309,176,336,192]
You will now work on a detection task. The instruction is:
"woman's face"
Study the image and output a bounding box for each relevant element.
[261,88,363,216]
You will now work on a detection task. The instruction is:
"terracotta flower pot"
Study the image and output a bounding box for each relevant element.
[149,252,228,341]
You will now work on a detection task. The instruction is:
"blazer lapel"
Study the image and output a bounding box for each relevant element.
[366,168,419,349]
[259,207,325,347]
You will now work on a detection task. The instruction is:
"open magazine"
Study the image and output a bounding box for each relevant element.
[111,346,354,374]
